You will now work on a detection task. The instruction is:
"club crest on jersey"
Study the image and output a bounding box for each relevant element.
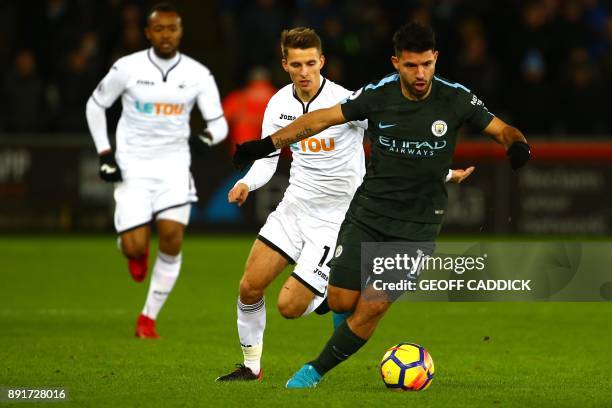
[334,245,343,258]
[431,120,447,137]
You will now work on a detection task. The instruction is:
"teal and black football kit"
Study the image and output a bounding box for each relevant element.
[330,73,494,291]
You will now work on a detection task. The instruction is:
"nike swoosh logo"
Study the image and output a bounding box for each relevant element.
[379,122,396,129]
[100,164,117,174]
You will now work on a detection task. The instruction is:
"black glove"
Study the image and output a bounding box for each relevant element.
[189,130,213,155]
[232,136,276,170]
[98,152,122,182]
[507,141,530,170]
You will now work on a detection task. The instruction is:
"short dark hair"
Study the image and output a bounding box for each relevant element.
[393,22,436,54]
[280,27,323,59]
[148,2,179,19]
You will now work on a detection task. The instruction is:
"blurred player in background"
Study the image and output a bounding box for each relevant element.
[217,27,472,382]
[85,3,227,338]
[232,22,529,388]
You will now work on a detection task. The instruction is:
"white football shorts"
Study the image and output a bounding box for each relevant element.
[113,166,197,233]
[258,199,341,297]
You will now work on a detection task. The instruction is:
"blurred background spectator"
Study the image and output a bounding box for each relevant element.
[2,49,45,132]
[223,66,276,153]
[1,0,611,138]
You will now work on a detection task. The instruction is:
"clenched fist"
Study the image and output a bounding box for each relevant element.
[228,183,249,207]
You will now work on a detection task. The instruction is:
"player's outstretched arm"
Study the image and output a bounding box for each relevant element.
[269,104,346,149]
[229,153,279,204]
[232,104,347,169]
[483,117,531,170]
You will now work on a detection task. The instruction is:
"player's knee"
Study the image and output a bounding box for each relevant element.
[121,239,147,259]
[328,287,357,313]
[360,300,390,319]
[159,229,183,254]
[277,297,306,319]
[239,275,264,304]
[328,296,353,313]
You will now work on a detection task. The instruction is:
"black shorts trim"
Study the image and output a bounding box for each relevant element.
[153,201,192,218]
[257,235,295,264]
[291,272,325,297]
[117,220,152,235]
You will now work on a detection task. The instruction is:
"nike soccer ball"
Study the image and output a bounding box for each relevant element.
[380,343,434,391]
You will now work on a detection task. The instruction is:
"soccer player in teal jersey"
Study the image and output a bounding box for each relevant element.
[232,22,530,388]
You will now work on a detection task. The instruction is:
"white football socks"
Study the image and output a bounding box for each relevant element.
[237,297,265,375]
[142,251,181,319]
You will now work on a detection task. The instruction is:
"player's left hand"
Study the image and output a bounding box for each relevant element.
[450,166,475,184]
[189,130,213,155]
[232,136,276,170]
[98,152,122,182]
[507,141,531,170]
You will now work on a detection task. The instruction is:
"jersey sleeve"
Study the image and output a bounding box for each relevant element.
[455,90,494,131]
[196,73,225,121]
[338,88,368,130]
[235,97,282,190]
[91,60,129,108]
[340,87,371,122]
[236,155,279,191]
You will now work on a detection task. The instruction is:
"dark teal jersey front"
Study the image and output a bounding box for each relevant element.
[340,73,494,224]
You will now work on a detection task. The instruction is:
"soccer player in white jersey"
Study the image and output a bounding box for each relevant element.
[85,3,228,339]
[216,27,473,381]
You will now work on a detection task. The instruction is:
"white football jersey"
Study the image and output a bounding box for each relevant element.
[91,48,224,168]
[245,77,366,223]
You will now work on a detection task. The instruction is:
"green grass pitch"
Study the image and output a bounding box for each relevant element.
[1,236,611,407]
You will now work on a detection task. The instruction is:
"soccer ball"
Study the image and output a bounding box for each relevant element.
[380,343,434,391]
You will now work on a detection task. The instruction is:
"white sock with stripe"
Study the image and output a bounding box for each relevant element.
[237,297,265,375]
[142,251,181,319]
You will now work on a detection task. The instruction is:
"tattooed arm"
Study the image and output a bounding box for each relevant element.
[269,104,347,149]
[232,104,348,169]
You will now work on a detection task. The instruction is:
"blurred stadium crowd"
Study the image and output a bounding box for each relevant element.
[1,0,612,138]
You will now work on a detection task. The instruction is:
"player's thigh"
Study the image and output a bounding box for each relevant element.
[152,170,197,226]
[257,200,302,265]
[120,225,151,258]
[240,239,290,296]
[277,275,316,318]
[328,213,380,292]
[241,200,303,295]
[327,285,360,313]
[155,204,190,255]
[114,179,155,235]
[291,216,339,299]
